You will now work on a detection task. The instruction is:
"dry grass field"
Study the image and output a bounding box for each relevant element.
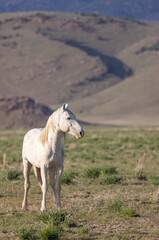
[0,126,159,239]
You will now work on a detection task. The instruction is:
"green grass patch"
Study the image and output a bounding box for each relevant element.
[106,198,122,213]
[101,165,117,176]
[39,210,66,226]
[107,198,140,218]
[40,225,61,240]
[80,226,90,235]
[150,176,159,186]
[101,175,122,185]
[7,169,21,180]
[64,218,77,228]
[17,227,37,240]
[61,170,77,185]
[120,208,140,217]
[121,237,131,240]
[83,167,101,179]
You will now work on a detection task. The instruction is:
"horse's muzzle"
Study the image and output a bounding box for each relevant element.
[76,129,85,139]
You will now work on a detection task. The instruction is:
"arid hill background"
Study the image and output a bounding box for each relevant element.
[0,12,159,127]
[1,0,159,21]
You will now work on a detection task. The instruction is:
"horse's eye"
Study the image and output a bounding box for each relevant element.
[67,117,71,120]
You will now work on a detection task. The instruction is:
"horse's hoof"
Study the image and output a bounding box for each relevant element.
[40,207,47,212]
[57,207,61,210]
[22,205,28,211]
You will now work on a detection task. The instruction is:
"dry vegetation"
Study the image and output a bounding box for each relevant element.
[0,126,159,239]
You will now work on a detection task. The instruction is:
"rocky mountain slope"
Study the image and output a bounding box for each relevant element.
[0,97,53,129]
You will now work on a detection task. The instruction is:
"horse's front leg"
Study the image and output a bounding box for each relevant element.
[55,166,63,209]
[49,165,63,210]
[40,165,48,212]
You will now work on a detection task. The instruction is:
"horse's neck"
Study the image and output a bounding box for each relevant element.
[39,111,63,152]
[47,111,64,152]
[49,129,63,153]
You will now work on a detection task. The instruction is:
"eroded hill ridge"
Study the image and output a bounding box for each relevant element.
[0,97,53,129]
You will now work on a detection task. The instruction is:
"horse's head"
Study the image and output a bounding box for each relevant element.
[57,103,84,139]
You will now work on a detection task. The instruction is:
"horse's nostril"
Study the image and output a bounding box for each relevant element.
[80,131,83,137]
[80,130,84,137]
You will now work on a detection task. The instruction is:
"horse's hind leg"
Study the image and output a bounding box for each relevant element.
[22,159,32,210]
[49,168,56,206]
[34,166,42,188]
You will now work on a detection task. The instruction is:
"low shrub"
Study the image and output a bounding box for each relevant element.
[120,208,140,217]
[17,227,37,240]
[39,210,66,226]
[40,225,61,240]
[7,170,21,180]
[101,166,117,176]
[107,198,139,218]
[101,175,122,185]
[61,170,76,184]
[83,167,101,179]
[80,226,90,234]
[106,198,122,213]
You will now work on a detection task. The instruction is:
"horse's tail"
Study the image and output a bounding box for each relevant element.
[33,166,42,187]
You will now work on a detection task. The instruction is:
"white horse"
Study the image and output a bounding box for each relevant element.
[22,103,84,212]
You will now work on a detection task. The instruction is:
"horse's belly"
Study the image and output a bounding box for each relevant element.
[23,150,41,168]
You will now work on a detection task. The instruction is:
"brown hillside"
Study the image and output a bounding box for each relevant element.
[70,48,159,125]
[0,96,53,129]
[1,12,159,126]
[0,12,138,106]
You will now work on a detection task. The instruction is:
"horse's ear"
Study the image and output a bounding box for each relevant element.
[62,103,66,111]
[62,103,68,111]
[62,103,65,112]
[65,103,68,109]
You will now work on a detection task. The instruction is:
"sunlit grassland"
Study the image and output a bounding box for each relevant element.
[0,126,159,239]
